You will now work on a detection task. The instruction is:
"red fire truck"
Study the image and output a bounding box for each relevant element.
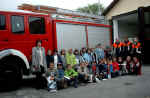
[0,5,111,88]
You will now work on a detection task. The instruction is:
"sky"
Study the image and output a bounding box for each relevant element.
[26,0,113,10]
[0,0,113,12]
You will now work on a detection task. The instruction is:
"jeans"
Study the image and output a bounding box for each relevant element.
[66,76,78,88]
[78,74,89,83]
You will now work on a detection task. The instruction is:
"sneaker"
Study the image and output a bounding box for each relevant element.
[88,80,93,83]
[80,83,86,86]
[95,77,101,83]
[74,85,78,88]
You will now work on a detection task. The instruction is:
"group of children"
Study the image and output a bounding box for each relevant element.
[44,44,142,93]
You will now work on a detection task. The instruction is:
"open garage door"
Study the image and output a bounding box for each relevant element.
[56,23,87,50]
[115,12,139,41]
[87,26,110,48]
[118,13,139,39]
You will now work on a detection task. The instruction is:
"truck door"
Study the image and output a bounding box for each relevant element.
[0,13,9,49]
[5,14,31,60]
[27,15,52,55]
[8,14,52,60]
[138,7,150,63]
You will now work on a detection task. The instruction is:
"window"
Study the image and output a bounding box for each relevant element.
[29,17,45,34]
[0,14,6,30]
[11,16,25,34]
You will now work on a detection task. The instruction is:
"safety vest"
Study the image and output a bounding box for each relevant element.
[113,42,123,48]
[132,42,141,48]
[124,41,131,46]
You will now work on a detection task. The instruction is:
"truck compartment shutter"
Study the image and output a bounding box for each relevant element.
[87,26,110,48]
[56,23,86,50]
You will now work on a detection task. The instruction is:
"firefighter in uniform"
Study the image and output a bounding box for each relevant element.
[113,39,123,57]
[123,38,132,59]
[132,38,142,62]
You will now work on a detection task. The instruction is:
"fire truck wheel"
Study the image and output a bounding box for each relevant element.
[0,56,23,91]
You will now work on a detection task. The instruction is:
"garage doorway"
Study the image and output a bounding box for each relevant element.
[113,11,139,41]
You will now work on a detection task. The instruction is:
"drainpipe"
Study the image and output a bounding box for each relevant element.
[113,19,119,41]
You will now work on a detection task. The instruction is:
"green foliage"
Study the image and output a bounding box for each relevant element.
[77,3,104,15]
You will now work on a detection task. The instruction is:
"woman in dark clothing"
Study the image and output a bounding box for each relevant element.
[46,50,54,68]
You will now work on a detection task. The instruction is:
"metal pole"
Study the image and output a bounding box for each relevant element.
[98,0,101,16]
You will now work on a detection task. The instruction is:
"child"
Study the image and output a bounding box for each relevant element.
[45,62,58,92]
[91,61,101,83]
[78,62,90,84]
[53,50,62,69]
[107,59,113,79]
[125,56,132,74]
[96,59,104,80]
[57,63,67,90]
[97,58,108,80]
[66,49,77,68]
[60,49,66,69]
[105,46,113,59]
[118,57,123,70]
[102,58,108,79]
[112,57,120,77]
[83,48,93,74]
[118,57,127,75]
[46,49,54,68]
[132,57,142,75]
[92,61,97,82]
[74,49,80,71]
[64,64,78,88]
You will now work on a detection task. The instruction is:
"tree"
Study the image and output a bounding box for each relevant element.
[76,3,104,15]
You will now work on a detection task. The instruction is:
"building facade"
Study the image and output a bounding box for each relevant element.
[103,0,150,63]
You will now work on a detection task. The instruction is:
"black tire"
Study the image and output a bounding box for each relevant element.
[0,57,23,91]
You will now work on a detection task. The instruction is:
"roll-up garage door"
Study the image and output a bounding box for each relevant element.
[56,23,87,50]
[87,26,110,48]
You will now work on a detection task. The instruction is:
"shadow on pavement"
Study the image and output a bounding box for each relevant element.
[0,77,36,92]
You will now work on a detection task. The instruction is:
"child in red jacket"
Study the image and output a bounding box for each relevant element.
[112,57,120,77]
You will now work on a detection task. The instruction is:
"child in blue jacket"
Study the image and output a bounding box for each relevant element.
[57,63,67,89]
